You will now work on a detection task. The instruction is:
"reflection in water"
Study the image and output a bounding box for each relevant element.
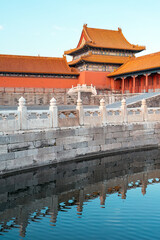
[0,148,160,238]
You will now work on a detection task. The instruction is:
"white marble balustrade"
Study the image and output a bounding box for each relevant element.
[0,97,160,133]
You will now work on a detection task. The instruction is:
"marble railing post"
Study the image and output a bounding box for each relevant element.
[121,99,127,123]
[49,97,58,128]
[141,99,148,122]
[76,98,84,126]
[17,97,28,130]
[99,98,107,125]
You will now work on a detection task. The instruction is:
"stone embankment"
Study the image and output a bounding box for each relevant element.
[0,122,160,175]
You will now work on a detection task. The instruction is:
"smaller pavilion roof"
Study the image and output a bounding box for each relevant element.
[108,51,160,77]
[64,24,145,55]
[0,54,79,75]
[68,53,130,66]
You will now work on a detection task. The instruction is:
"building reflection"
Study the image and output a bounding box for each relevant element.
[1,148,160,237]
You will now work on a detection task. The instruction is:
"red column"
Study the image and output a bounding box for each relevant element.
[139,79,141,93]
[153,74,157,92]
[112,79,115,91]
[140,75,143,93]
[145,74,148,93]
[122,77,125,94]
[132,76,136,93]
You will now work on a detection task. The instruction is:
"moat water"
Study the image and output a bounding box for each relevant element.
[1,148,160,240]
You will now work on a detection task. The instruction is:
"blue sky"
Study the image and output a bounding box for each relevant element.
[0,0,159,59]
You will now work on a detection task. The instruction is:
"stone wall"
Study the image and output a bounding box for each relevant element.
[0,87,78,105]
[0,87,139,106]
[0,122,160,175]
[91,93,139,105]
[128,94,160,108]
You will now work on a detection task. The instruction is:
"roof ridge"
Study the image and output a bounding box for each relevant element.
[83,24,92,42]
[0,54,64,60]
[86,26,119,32]
[136,51,160,59]
[63,55,72,72]
[118,29,146,50]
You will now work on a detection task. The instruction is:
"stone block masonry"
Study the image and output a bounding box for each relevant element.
[0,87,139,106]
[0,122,160,175]
[128,94,160,108]
[0,88,78,105]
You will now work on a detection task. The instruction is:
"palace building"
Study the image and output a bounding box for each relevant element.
[64,24,145,90]
[108,51,160,93]
[0,24,159,105]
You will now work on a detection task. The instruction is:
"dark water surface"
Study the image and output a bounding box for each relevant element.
[1,148,160,239]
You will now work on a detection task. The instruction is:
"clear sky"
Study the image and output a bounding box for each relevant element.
[0,0,160,60]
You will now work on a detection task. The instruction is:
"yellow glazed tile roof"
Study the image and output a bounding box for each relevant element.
[69,53,130,66]
[65,25,145,55]
[0,54,79,75]
[108,52,160,77]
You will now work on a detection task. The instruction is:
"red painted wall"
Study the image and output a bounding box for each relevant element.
[0,72,110,90]
[0,73,109,89]
[1,73,159,93]
[0,76,78,88]
[78,71,111,89]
